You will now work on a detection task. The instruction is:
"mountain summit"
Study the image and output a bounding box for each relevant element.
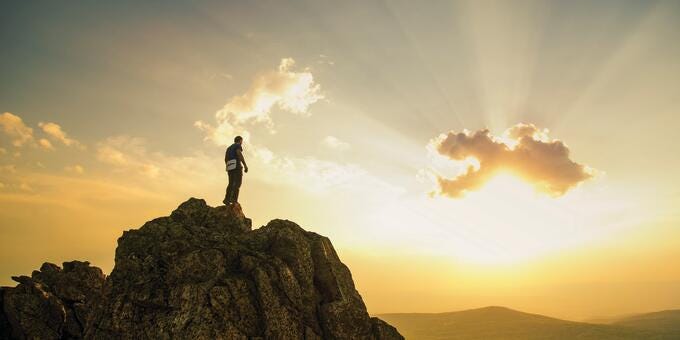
[1,198,403,339]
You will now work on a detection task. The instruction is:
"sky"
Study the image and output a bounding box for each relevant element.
[1,0,680,320]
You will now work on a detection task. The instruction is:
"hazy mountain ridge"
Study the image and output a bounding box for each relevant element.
[0,198,403,339]
[610,310,680,337]
[378,306,679,340]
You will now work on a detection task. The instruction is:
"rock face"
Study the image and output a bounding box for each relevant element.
[1,261,105,339]
[1,198,403,339]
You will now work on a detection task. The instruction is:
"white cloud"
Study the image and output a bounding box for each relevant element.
[209,73,233,81]
[95,136,218,188]
[318,54,335,66]
[191,57,398,198]
[38,138,54,150]
[97,136,135,166]
[196,57,323,146]
[252,147,361,192]
[96,136,154,176]
[323,136,350,151]
[249,145,402,196]
[0,113,84,152]
[38,122,83,148]
[0,112,34,147]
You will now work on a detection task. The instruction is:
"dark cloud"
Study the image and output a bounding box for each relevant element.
[431,123,594,198]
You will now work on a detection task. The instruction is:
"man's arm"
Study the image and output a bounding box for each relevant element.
[237,149,248,173]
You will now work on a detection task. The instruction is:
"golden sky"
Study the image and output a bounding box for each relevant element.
[1,0,679,320]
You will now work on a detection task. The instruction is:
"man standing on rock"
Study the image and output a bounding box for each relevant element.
[224,135,248,205]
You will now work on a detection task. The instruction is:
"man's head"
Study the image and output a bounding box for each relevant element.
[234,136,243,144]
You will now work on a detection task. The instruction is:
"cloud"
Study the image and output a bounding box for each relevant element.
[428,123,594,198]
[191,57,395,197]
[0,147,6,155]
[323,136,350,151]
[0,112,34,147]
[0,165,17,173]
[250,145,402,195]
[19,182,33,192]
[0,113,84,152]
[209,73,233,81]
[318,54,335,66]
[64,165,85,174]
[38,122,83,148]
[96,136,154,176]
[95,136,215,186]
[38,138,54,150]
[196,57,323,146]
[252,146,362,191]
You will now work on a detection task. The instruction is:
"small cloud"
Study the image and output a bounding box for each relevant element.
[19,182,33,192]
[209,73,233,81]
[0,147,6,155]
[38,122,83,148]
[141,164,159,178]
[427,123,594,198]
[323,136,350,151]
[64,164,85,174]
[318,54,335,66]
[0,182,4,189]
[38,138,54,150]
[0,112,34,147]
[97,136,139,167]
[95,136,165,179]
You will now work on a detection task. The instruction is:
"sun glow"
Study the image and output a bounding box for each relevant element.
[364,171,643,266]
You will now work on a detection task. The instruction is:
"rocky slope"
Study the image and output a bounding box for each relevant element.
[1,198,403,340]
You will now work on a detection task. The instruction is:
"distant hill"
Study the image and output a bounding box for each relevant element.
[378,306,673,340]
[610,310,680,338]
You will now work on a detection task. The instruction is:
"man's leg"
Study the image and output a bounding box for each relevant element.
[232,169,243,203]
[224,171,234,204]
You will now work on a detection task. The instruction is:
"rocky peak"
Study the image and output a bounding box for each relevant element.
[1,198,403,339]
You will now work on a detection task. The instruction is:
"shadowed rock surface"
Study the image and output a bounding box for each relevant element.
[1,261,105,339]
[1,198,403,340]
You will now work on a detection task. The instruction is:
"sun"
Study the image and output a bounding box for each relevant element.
[365,170,633,266]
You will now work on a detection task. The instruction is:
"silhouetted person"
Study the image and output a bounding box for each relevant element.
[224,136,248,205]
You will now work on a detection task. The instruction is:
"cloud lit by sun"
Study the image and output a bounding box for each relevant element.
[426,123,595,198]
[194,58,324,146]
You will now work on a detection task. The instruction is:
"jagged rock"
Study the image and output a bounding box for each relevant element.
[0,261,105,339]
[1,198,403,340]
